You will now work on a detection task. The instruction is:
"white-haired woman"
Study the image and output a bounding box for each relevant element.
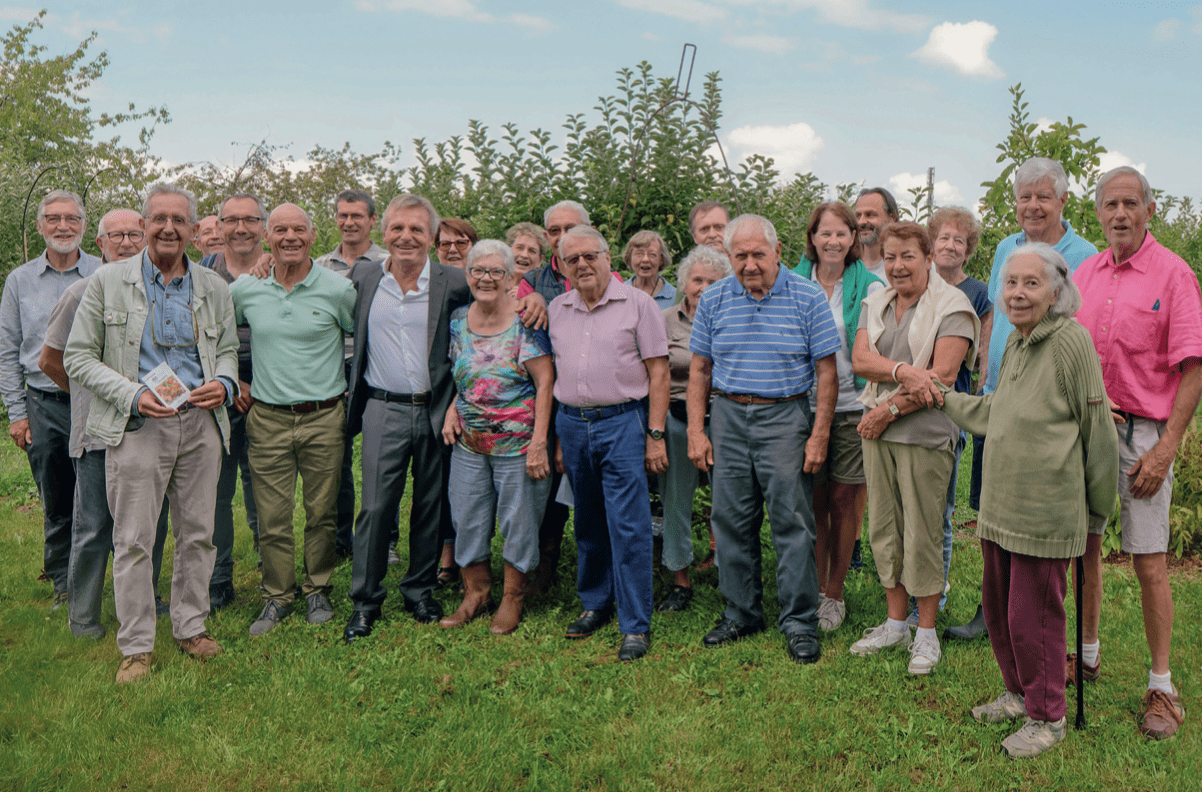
[623,230,676,309]
[655,245,732,612]
[914,243,1118,758]
[440,240,555,635]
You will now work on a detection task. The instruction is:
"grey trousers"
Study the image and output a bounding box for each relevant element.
[710,395,820,636]
[25,389,75,593]
[211,405,257,590]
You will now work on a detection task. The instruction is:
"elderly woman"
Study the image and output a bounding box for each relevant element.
[656,245,732,612]
[916,243,1117,757]
[849,222,979,675]
[623,230,676,309]
[439,240,554,635]
[791,202,883,631]
[435,218,479,270]
[507,221,549,280]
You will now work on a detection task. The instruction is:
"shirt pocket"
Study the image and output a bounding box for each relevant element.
[102,310,130,354]
[1116,306,1166,357]
[201,324,221,375]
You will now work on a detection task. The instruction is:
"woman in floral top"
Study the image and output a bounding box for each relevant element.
[440,240,554,635]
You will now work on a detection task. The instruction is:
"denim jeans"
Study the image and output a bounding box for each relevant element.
[448,446,549,573]
[211,406,257,590]
[25,389,75,593]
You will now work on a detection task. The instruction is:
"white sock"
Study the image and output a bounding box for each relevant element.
[915,626,938,643]
[1149,670,1173,694]
[885,618,908,633]
[1081,641,1100,667]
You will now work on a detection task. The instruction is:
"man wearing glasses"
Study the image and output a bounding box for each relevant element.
[64,183,240,683]
[0,190,101,610]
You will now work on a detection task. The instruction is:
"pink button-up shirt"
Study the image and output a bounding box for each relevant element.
[1074,232,1202,421]
[548,279,668,407]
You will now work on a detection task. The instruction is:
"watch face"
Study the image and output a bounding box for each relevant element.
[648,429,664,440]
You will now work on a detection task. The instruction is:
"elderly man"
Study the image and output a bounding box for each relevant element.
[1073,166,1202,740]
[687,214,839,665]
[65,183,239,683]
[0,190,101,608]
[315,189,389,560]
[94,209,145,263]
[231,203,356,635]
[689,201,729,251]
[946,158,1099,642]
[854,188,899,281]
[549,225,668,661]
[194,215,223,257]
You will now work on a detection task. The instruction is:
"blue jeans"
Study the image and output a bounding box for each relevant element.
[448,446,549,573]
[557,402,654,635]
[25,389,75,593]
[211,406,257,590]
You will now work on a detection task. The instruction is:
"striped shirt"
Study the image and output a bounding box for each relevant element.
[690,269,839,397]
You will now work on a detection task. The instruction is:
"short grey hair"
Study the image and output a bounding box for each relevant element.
[543,200,590,227]
[622,230,672,273]
[466,239,515,276]
[1095,166,1153,206]
[1000,242,1082,319]
[1013,158,1069,199]
[267,203,314,232]
[557,225,609,260]
[219,192,268,222]
[677,245,732,286]
[142,183,198,224]
[383,193,440,235]
[97,208,140,238]
[505,221,549,256]
[37,190,87,229]
[723,213,778,252]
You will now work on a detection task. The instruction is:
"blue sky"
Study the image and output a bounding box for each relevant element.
[7,1,1202,213]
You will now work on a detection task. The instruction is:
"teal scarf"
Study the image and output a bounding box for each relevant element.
[792,258,882,389]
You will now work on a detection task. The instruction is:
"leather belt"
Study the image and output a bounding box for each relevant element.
[27,386,70,404]
[716,390,806,405]
[559,400,640,421]
[368,388,430,405]
[258,396,343,414]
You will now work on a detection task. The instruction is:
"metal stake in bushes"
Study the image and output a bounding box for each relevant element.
[1075,554,1086,730]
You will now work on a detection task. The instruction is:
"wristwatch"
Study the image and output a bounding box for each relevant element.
[887,400,900,417]
[647,428,665,441]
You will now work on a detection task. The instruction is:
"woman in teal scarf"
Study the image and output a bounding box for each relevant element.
[792,202,883,631]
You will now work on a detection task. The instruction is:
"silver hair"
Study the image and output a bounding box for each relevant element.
[267,203,314,233]
[383,193,440,235]
[622,229,673,272]
[219,192,268,222]
[142,183,198,224]
[557,225,609,260]
[466,239,516,276]
[1000,242,1082,319]
[1013,158,1069,198]
[37,190,87,229]
[543,200,590,227]
[96,208,140,238]
[505,221,549,256]
[723,213,778,252]
[1094,166,1153,206]
[677,245,733,286]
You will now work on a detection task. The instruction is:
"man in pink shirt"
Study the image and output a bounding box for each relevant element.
[1073,166,1202,741]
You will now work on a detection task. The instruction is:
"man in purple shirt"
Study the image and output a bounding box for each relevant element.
[548,226,669,662]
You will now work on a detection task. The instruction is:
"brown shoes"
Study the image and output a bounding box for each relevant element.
[177,632,224,660]
[440,562,492,628]
[115,653,151,684]
[1139,686,1185,740]
[490,564,528,635]
[1065,651,1100,686]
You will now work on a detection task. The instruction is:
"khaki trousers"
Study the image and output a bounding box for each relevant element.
[247,401,344,606]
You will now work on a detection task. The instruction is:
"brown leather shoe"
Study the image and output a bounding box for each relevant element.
[1139,686,1185,740]
[1065,650,1101,686]
[115,653,151,684]
[177,632,224,660]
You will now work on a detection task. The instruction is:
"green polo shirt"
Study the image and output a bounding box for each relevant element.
[230,262,356,405]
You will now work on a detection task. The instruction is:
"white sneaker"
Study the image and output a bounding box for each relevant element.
[972,691,1027,723]
[907,631,941,674]
[1002,717,1066,758]
[850,621,910,656]
[816,596,846,632]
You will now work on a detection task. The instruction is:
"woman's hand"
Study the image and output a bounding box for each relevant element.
[857,404,892,440]
[441,403,461,446]
[895,363,939,408]
[527,441,550,481]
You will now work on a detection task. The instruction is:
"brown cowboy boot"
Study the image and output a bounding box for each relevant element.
[439,562,492,628]
[490,563,529,635]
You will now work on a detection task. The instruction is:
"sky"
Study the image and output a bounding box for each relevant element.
[6,1,1202,215]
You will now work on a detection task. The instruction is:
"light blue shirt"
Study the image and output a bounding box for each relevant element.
[984,220,1097,393]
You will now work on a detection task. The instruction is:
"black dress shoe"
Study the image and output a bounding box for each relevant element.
[655,584,694,613]
[703,617,763,647]
[785,631,821,665]
[565,606,614,639]
[618,632,651,661]
[944,603,988,641]
[406,594,444,624]
[343,610,378,642]
[209,583,236,611]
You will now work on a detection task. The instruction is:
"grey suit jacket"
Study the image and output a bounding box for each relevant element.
[346,258,470,437]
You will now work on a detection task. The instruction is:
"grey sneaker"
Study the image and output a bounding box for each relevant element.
[850,621,911,656]
[306,592,334,625]
[908,631,941,674]
[1002,717,1066,758]
[816,596,846,632]
[387,542,400,566]
[972,691,1027,723]
[249,600,289,636]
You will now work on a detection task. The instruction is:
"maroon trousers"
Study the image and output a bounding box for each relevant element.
[981,539,1069,722]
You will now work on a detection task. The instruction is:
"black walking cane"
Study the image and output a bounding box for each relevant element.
[1075,554,1086,730]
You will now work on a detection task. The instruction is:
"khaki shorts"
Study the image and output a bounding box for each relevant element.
[1107,417,1172,554]
[814,410,866,486]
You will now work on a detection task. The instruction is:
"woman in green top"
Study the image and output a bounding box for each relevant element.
[915,243,1118,758]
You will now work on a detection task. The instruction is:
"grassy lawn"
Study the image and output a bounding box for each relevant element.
[0,434,1197,791]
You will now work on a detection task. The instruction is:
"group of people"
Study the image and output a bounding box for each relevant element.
[2,156,1198,758]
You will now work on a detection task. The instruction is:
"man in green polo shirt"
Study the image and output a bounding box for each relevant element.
[230,203,356,636]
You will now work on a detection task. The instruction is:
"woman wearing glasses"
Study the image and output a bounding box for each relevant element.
[439,240,554,635]
[434,219,479,270]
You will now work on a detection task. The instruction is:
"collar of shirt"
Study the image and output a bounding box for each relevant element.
[141,249,193,291]
[270,259,321,291]
[380,256,431,293]
[329,242,387,267]
[561,276,623,311]
[35,249,87,275]
[731,267,789,301]
[1098,231,1157,274]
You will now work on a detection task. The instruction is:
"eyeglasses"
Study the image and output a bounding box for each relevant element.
[467,266,508,281]
[105,230,145,243]
[564,250,606,267]
[43,214,83,228]
[220,216,264,227]
[147,214,191,227]
[438,239,471,250]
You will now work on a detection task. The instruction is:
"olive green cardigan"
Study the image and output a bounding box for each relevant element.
[937,313,1118,558]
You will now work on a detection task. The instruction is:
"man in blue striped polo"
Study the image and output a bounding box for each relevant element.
[686,213,839,665]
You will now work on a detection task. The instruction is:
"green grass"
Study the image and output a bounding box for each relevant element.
[0,435,1198,791]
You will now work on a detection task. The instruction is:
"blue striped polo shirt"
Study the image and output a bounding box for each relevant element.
[690,268,840,397]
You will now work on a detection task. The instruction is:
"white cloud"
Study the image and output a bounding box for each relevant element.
[1192,7,1202,35]
[888,171,967,209]
[912,21,1004,79]
[724,33,794,54]
[1034,117,1055,134]
[1098,151,1147,175]
[0,6,42,22]
[615,0,728,25]
[715,122,825,180]
[1153,19,1181,41]
[357,0,553,32]
[770,0,929,34]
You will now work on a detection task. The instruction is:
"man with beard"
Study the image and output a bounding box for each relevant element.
[854,188,899,282]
